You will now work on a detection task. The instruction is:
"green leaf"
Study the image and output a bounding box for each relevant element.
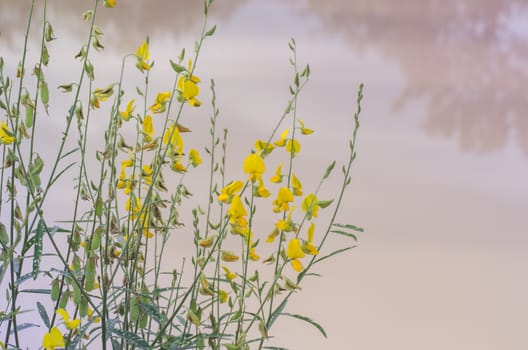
[170,59,186,73]
[280,312,327,338]
[205,25,216,37]
[315,246,355,264]
[333,223,364,232]
[112,328,149,348]
[323,161,335,179]
[268,298,288,328]
[330,230,357,241]
[19,288,51,294]
[32,219,44,279]
[36,301,50,328]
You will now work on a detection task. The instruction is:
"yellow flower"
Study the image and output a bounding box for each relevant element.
[221,250,239,262]
[104,0,116,8]
[141,164,153,185]
[272,187,294,212]
[177,63,201,107]
[218,180,243,203]
[93,85,114,101]
[265,228,279,243]
[270,164,283,183]
[135,40,151,72]
[170,160,187,173]
[56,308,81,329]
[42,327,65,350]
[249,245,260,261]
[275,207,295,232]
[285,139,300,156]
[120,99,135,121]
[297,118,314,135]
[126,196,141,218]
[198,235,216,248]
[274,129,289,147]
[291,173,302,196]
[287,238,305,272]
[189,149,202,167]
[255,139,274,156]
[0,120,15,144]
[222,266,237,280]
[228,195,247,223]
[150,91,171,113]
[243,153,265,182]
[142,115,154,142]
[163,123,183,153]
[303,222,319,255]
[255,177,270,198]
[218,289,228,303]
[302,193,320,220]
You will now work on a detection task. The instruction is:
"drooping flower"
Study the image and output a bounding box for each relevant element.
[189,149,202,167]
[275,207,295,232]
[42,327,65,350]
[285,139,300,156]
[255,177,270,198]
[243,153,265,182]
[249,244,260,261]
[177,60,201,107]
[265,228,280,243]
[163,123,183,153]
[198,234,216,248]
[272,187,294,212]
[119,99,135,121]
[218,180,243,203]
[287,238,305,272]
[56,308,81,330]
[274,129,289,147]
[255,139,274,156]
[135,40,151,72]
[0,121,15,144]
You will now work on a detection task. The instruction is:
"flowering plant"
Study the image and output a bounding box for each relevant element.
[0,0,364,349]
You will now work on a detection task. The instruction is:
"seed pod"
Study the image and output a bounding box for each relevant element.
[84,256,96,291]
[90,227,103,251]
[130,296,140,322]
[59,290,70,309]
[79,296,88,317]
[25,105,34,128]
[50,278,60,301]
[72,283,81,305]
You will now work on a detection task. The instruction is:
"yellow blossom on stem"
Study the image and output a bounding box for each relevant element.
[243,153,265,182]
[221,250,239,262]
[302,193,320,220]
[163,123,183,153]
[104,0,116,8]
[177,61,201,107]
[150,91,171,113]
[287,238,305,272]
[266,228,280,243]
[42,327,65,350]
[291,173,302,196]
[142,115,154,142]
[0,121,15,144]
[297,118,314,135]
[218,289,229,303]
[228,195,247,224]
[189,148,202,167]
[93,85,114,101]
[126,196,141,219]
[285,139,300,156]
[272,187,294,212]
[135,40,151,72]
[218,180,243,203]
[249,245,260,261]
[270,163,283,183]
[198,235,216,248]
[120,99,135,121]
[255,177,270,198]
[56,308,81,329]
[274,129,289,147]
[170,159,187,173]
[222,266,237,280]
[303,222,319,255]
[255,139,275,156]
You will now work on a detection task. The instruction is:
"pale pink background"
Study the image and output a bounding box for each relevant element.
[1,1,527,349]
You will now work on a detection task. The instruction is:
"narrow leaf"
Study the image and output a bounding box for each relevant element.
[280,312,327,338]
[330,230,357,241]
[37,302,50,328]
[314,246,355,264]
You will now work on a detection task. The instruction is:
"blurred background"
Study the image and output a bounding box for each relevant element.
[1,0,527,349]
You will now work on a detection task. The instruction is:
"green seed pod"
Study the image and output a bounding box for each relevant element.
[84,256,96,291]
[139,312,148,329]
[79,296,88,317]
[90,227,103,251]
[50,278,60,301]
[130,296,140,322]
[59,290,70,309]
[40,81,49,105]
[0,222,8,245]
[25,105,34,128]
[72,283,81,305]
